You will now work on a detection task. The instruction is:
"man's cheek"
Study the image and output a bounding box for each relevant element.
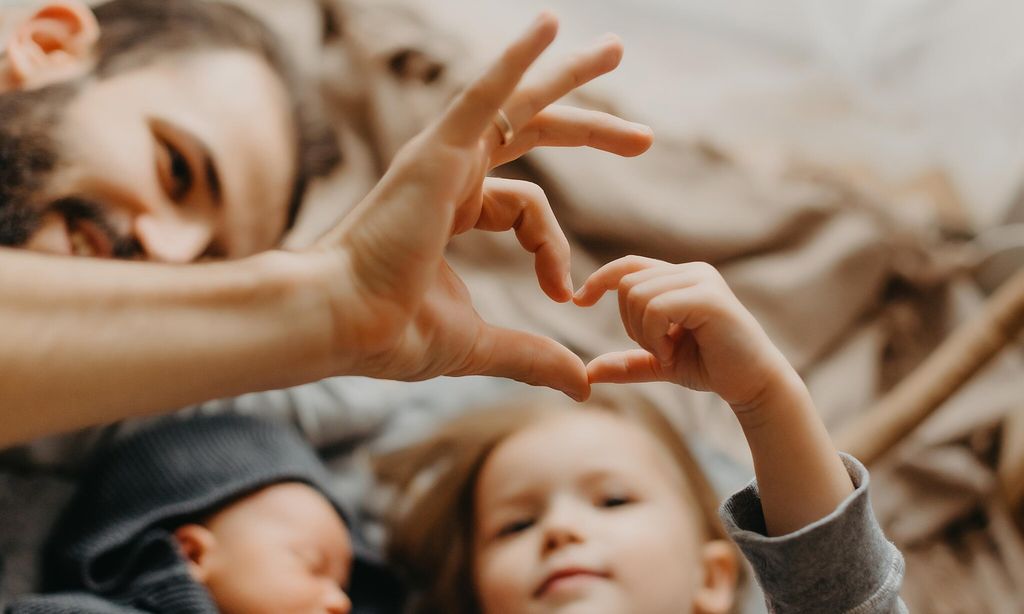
[19,211,71,253]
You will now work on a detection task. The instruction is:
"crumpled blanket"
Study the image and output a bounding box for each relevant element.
[301,1,1024,610]
[2,0,1022,611]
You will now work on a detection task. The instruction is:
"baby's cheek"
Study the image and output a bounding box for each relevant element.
[220,567,323,613]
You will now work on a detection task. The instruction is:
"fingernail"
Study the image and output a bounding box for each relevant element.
[564,273,574,294]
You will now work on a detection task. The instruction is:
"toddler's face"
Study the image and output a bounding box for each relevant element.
[176,482,353,614]
[472,411,709,614]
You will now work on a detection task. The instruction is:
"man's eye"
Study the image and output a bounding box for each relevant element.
[496,518,534,538]
[158,137,193,201]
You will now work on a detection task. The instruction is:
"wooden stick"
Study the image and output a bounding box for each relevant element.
[999,404,1024,529]
[837,268,1024,465]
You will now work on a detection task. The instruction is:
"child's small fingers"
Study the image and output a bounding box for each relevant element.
[478,178,573,301]
[641,290,699,365]
[629,274,704,361]
[641,285,720,348]
[572,255,668,306]
[617,267,676,344]
[437,12,558,147]
[587,349,665,384]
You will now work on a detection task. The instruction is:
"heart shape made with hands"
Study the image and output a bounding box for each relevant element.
[318,13,659,403]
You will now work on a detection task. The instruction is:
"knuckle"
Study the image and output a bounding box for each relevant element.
[624,255,650,269]
[647,293,670,317]
[687,261,718,278]
[626,285,640,311]
[523,181,548,204]
[620,271,643,292]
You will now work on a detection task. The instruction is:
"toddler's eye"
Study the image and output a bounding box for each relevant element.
[599,495,633,508]
[497,518,535,538]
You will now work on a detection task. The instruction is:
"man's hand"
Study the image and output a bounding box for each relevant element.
[574,257,798,413]
[312,14,653,401]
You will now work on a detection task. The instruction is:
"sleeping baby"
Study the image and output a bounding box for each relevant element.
[6,413,403,614]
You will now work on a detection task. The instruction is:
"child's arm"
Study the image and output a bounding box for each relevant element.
[577,258,908,612]
[574,256,852,535]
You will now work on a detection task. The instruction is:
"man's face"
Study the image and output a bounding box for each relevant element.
[0,4,298,262]
[472,411,709,614]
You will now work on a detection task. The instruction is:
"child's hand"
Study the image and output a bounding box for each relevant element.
[578,256,855,535]
[575,256,798,413]
[577,256,857,535]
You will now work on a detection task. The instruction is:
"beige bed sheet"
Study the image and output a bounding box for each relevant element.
[292,1,1024,610]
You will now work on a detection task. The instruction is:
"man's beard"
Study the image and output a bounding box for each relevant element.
[0,83,142,258]
[0,84,63,246]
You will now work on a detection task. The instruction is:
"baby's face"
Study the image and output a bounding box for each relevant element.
[178,482,353,614]
[472,411,707,614]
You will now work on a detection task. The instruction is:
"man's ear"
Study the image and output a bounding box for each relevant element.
[173,524,218,584]
[3,1,98,90]
[693,539,740,614]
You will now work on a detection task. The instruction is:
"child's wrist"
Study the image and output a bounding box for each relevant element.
[729,365,813,433]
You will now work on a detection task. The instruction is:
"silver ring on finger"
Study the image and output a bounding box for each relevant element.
[492,108,515,146]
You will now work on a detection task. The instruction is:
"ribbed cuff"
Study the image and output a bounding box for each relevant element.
[719,453,904,614]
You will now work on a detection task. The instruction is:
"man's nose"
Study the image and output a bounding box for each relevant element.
[134,212,213,263]
[324,585,352,614]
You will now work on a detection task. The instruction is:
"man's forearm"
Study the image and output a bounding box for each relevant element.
[0,249,336,446]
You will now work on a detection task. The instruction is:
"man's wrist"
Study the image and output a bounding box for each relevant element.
[243,250,340,384]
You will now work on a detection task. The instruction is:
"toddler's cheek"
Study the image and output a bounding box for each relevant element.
[476,550,533,612]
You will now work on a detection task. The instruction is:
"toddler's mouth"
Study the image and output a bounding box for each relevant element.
[534,566,611,599]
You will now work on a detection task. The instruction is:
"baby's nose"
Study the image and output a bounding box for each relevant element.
[324,584,351,614]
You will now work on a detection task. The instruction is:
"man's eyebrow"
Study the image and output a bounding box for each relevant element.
[167,119,223,207]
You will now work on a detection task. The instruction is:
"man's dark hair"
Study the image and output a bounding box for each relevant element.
[0,0,339,246]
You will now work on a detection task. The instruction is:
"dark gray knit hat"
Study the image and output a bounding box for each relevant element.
[41,412,403,613]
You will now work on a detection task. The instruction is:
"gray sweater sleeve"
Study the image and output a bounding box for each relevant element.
[719,453,907,614]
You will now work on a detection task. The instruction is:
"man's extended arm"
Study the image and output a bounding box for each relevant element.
[1,15,653,447]
[0,248,337,446]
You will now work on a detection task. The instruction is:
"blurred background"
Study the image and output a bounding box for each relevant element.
[2,1,1022,612]
[242,2,1024,611]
